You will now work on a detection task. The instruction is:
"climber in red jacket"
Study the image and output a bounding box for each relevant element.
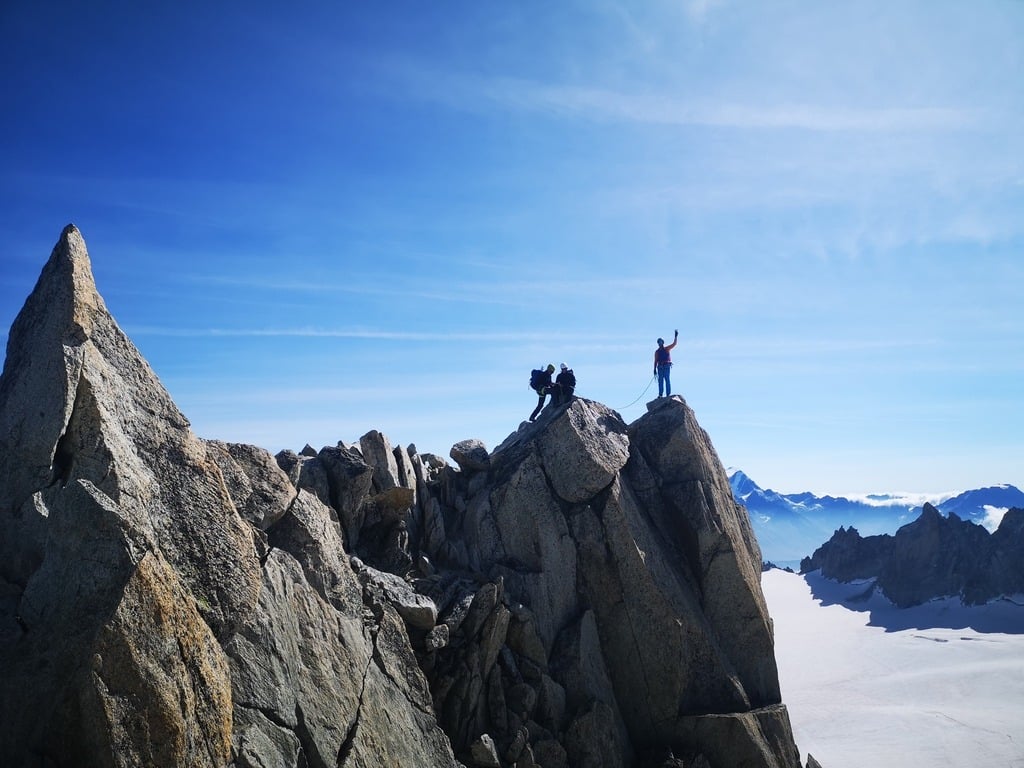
[654,330,678,397]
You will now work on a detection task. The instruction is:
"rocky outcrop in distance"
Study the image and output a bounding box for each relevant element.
[800,503,1024,606]
[732,469,1024,564]
[0,226,812,768]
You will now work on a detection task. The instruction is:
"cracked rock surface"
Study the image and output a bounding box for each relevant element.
[0,227,810,768]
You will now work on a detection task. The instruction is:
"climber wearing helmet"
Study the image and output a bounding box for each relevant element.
[554,363,576,406]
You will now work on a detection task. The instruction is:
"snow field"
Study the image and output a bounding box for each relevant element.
[761,569,1024,768]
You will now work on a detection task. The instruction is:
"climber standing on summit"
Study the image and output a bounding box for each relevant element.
[654,329,678,397]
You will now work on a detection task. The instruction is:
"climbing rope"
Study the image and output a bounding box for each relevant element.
[615,375,656,411]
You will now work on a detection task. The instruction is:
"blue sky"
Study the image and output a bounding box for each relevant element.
[2,1,1022,495]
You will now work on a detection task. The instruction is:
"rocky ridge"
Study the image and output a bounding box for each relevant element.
[800,503,1024,606]
[0,226,814,767]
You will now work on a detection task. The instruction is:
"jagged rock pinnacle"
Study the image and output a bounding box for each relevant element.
[0,224,107,503]
[44,223,105,339]
[1,226,266,764]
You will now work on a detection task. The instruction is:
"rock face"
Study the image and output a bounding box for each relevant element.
[801,503,1024,606]
[0,226,809,767]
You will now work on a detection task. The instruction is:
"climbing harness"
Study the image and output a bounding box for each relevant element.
[615,375,656,411]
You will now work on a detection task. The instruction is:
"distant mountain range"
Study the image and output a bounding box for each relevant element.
[729,469,1024,563]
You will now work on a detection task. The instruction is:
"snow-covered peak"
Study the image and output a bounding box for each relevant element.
[727,468,761,499]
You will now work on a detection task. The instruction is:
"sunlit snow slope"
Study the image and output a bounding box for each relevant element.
[762,569,1024,768]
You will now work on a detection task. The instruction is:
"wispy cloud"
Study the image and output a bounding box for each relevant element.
[128,325,928,360]
[981,505,1009,532]
[180,274,531,307]
[399,65,977,133]
[178,272,673,306]
[691,336,936,358]
[843,491,959,508]
[125,325,639,344]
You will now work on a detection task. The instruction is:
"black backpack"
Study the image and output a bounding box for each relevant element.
[529,369,545,391]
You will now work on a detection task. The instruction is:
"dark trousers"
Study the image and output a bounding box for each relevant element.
[530,386,556,420]
[530,393,546,421]
[532,385,574,420]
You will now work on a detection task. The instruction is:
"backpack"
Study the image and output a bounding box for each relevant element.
[529,369,545,391]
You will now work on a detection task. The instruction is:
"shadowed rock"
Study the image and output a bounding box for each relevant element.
[451,438,491,473]
[206,439,295,531]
